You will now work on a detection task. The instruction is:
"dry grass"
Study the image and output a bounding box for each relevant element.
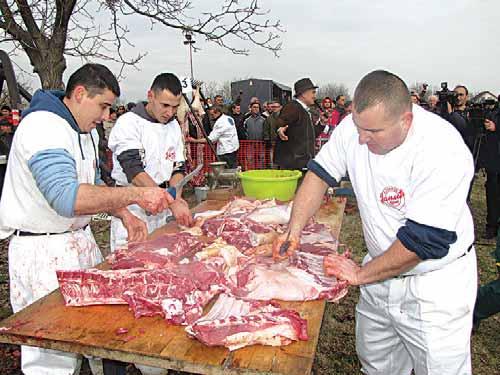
[0,176,499,374]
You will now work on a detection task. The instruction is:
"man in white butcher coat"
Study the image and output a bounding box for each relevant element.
[0,63,174,375]
[108,72,193,252]
[274,70,477,375]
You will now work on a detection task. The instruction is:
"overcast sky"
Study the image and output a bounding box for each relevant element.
[9,0,500,102]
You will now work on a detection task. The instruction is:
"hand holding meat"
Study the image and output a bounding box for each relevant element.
[121,211,148,243]
[272,233,299,260]
[135,187,174,215]
[170,198,193,227]
[323,254,361,286]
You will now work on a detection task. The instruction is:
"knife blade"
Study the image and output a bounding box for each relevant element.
[166,164,204,199]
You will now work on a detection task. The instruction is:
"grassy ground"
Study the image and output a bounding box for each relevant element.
[0,175,499,374]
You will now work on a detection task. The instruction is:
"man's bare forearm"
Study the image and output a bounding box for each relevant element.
[357,240,421,284]
[132,172,157,188]
[288,172,328,237]
[169,172,185,198]
[74,184,141,215]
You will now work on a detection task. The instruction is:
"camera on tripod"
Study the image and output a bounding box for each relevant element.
[468,99,496,123]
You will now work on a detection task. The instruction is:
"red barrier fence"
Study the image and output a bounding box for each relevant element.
[104,138,331,187]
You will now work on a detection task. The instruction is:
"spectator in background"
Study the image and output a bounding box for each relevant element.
[263,100,282,167]
[262,101,270,119]
[244,102,265,140]
[336,94,346,114]
[243,96,261,121]
[411,92,420,105]
[321,97,335,117]
[275,78,320,170]
[116,105,127,117]
[189,105,239,168]
[127,102,136,111]
[342,100,353,120]
[1,105,11,117]
[330,94,346,127]
[231,103,247,140]
[428,95,439,113]
[103,107,117,141]
[214,95,224,106]
[263,100,282,143]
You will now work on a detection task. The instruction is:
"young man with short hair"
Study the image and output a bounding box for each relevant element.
[108,72,192,251]
[0,63,173,375]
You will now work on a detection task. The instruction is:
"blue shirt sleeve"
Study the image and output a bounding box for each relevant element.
[28,149,80,218]
[397,219,457,260]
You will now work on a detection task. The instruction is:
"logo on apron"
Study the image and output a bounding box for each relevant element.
[166,146,176,161]
[380,186,405,210]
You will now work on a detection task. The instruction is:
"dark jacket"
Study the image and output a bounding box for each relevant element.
[231,112,247,140]
[263,111,281,142]
[274,100,319,170]
[443,110,475,152]
[481,109,500,172]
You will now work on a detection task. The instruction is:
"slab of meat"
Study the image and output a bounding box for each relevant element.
[186,294,308,351]
[107,232,206,269]
[228,252,349,302]
[57,268,140,306]
[201,216,277,252]
[245,202,292,225]
[57,259,227,325]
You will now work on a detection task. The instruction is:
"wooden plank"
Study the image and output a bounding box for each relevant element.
[0,197,347,375]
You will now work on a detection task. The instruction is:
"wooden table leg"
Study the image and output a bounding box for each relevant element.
[102,359,128,375]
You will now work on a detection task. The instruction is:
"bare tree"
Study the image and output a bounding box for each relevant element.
[220,80,232,100]
[0,0,283,89]
[0,71,32,108]
[317,83,351,101]
[201,80,220,100]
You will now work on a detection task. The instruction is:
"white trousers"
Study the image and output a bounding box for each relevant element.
[9,227,104,375]
[356,249,477,375]
[110,204,170,252]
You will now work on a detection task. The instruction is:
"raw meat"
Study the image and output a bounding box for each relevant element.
[186,294,308,350]
[107,232,206,269]
[57,260,227,325]
[246,202,292,225]
[194,240,245,268]
[228,252,349,302]
[201,217,277,251]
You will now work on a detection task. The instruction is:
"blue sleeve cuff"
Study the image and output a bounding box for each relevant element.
[307,160,338,187]
[28,149,79,218]
[397,219,457,260]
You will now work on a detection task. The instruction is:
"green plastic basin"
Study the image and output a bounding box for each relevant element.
[237,169,302,201]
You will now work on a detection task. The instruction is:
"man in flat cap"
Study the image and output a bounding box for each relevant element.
[275,78,322,170]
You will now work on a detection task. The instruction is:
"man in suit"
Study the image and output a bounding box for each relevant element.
[275,78,322,170]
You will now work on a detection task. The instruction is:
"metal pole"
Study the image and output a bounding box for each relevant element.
[189,43,194,80]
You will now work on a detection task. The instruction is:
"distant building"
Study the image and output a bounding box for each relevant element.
[231,79,292,110]
[471,91,497,104]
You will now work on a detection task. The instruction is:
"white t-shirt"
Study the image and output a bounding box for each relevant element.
[208,114,239,155]
[313,105,474,274]
[108,112,185,186]
[0,111,96,237]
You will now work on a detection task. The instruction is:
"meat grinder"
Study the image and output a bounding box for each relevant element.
[208,161,241,190]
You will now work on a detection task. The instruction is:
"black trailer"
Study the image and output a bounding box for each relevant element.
[231,79,292,110]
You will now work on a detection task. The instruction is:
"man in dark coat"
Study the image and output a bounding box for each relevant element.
[274,78,322,170]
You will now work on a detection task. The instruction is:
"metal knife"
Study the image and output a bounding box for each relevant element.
[166,164,204,199]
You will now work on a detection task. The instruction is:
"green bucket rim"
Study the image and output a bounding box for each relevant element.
[237,169,302,182]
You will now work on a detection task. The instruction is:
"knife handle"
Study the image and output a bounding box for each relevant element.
[166,186,176,200]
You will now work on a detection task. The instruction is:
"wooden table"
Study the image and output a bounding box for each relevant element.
[0,198,347,375]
